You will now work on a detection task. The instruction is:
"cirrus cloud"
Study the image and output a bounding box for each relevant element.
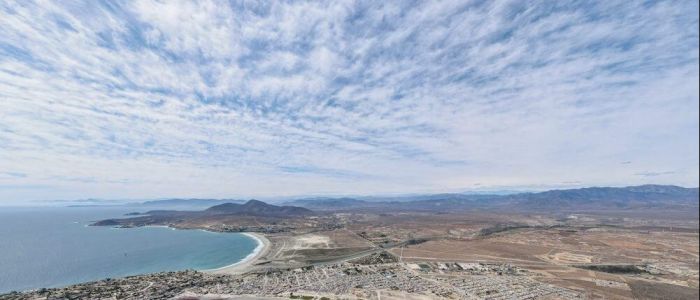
[0,0,698,202]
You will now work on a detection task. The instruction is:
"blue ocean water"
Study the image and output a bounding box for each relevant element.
[0,207,257,293]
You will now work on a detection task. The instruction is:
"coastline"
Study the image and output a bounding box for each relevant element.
[110,225,269,274]
[206,232,271,275]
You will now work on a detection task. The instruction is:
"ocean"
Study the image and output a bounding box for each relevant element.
[0,206,258,293]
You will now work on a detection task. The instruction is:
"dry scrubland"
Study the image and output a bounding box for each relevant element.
[6,209,698,300]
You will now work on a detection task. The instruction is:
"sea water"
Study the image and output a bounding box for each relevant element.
[0,206,257,293]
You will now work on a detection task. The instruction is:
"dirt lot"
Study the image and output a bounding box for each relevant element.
[263,229,376,266]
[391,239,550,264]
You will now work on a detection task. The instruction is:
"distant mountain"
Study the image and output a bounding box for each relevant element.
[92,200,314,227]
[205,200,313,216]
[279,185,698,212]
[285,197,369,209]
[355,193,497,203]
[506,185,699,210]
[284,194,500,210]
[67,198,246,209]
[138,198,246,208]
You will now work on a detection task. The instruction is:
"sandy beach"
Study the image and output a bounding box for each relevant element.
[207,232,271,275]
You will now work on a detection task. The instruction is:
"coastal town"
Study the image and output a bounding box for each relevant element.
[3,192,698,299]
[1,259,584,299]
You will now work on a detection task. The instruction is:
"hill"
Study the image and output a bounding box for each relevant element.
[205,200,313,216]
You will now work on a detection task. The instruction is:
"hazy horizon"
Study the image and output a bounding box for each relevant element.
[1,1,698,203]
[0,183,697,207]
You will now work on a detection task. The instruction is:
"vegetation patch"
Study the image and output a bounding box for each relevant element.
[574,264,647,274]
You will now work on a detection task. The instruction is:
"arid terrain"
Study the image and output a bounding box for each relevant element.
[3,185,698,300]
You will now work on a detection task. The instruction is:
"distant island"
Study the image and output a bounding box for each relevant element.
[67,198,247,209]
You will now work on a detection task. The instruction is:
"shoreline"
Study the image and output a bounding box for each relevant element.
[109,225,270,274]
[206,232,271,275]
[2,222,272,294]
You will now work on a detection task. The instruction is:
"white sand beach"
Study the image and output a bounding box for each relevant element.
[207,232,271,275]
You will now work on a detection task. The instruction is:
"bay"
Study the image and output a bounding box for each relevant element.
[0,206,256,293]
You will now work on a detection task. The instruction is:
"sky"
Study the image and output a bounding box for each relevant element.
[0,0,698,203]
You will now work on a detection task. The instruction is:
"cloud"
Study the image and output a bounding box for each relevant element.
[0,172,26,178]
[635,171,676,177]
[0,0,698,202]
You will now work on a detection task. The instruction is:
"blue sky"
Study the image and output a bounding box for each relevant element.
[0,0,698,203]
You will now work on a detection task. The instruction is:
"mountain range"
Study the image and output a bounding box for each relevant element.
[91,185,698,227]
[284,185,699,212]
